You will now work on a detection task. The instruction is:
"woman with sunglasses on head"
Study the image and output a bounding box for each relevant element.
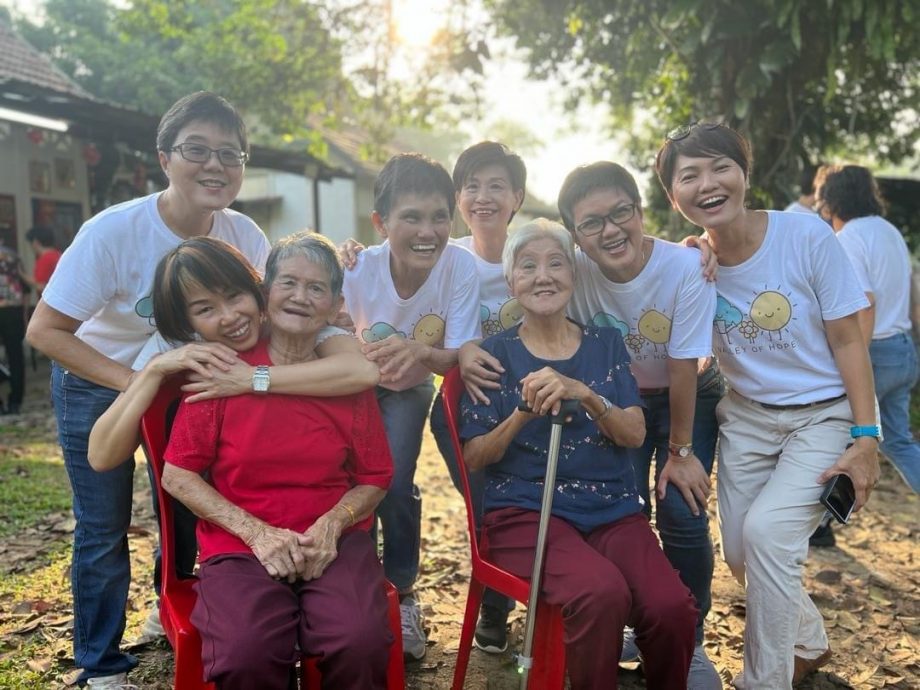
[656,123,880,688]
[26,92,372,689]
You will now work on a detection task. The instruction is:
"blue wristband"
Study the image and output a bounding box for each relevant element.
[850,425,881,439]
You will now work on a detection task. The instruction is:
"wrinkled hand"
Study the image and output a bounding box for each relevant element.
[817,438,880,512]
[181,358,252,402]
[300,514,343,580]
[247,523,313,583]
[459,341,503,404]
[681,233,718,282]
[363,335,428,383]
[657,453,711,517]
[519,367,588,416]
[339,238,365,269]
[148,342,238,380]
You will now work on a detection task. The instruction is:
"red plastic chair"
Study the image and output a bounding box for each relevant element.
[140,379,405,690]
[440,367,566,689]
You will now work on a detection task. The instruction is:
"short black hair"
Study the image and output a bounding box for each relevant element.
[557,162,641,232]
[153,237,264,344]
[156,91,249,154]
[25,225,55,248]
[815,165,886,222]
[655,124,752,197]
[797,163,819,195]
[452,141,527,194]
[373,153,455,219]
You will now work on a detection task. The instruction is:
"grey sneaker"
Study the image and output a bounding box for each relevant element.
[619,626,640,663]
[399,596,427,661]
[135,606,166,645]
[86,673,139,689]
[688,644,722,690]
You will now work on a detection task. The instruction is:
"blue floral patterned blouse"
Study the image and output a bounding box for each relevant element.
[460,322,645,533]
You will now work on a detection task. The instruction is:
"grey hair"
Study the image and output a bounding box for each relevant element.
[264,231,344,297]
[502,217,576,284]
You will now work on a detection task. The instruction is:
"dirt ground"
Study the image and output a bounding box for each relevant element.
[0,361,918,689]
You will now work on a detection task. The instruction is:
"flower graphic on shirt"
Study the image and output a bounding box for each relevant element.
[362,322,405,343]
[738,320,760,343]
[637,309,671,351]
[624,333,646,354]
[413,313,445,345]
[750,290,792,341]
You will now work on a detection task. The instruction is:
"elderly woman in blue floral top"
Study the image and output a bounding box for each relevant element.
[459,218,696,690]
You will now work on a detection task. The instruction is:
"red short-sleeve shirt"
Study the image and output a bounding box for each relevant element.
[164,340,392,561]
[34,248,62,286]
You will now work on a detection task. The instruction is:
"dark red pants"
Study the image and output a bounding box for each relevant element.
[192,531,392,690]
[482,509,696,690]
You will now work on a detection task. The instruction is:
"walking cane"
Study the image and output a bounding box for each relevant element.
[515,398,580,689]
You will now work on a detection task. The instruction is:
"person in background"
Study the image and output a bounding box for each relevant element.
[0,236,25,415]
[815,164,919,495]
[460,219,697,689]
[656,122,880,688]
[20,225,62,296]
[556,161,722,689]
[341,153,481,661]
[784,164,819,215]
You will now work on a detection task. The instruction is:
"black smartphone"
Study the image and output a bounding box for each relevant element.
[820,473,856,524]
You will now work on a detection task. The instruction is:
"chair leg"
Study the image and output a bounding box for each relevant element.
[528,602,566,690]
[384,582,406,689]
[451,579,485,690]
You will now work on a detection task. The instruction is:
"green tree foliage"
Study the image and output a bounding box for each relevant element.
[482,0,918,228]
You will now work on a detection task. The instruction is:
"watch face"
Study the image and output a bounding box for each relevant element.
[678,446,691,458]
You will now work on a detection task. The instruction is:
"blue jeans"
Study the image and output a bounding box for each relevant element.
[630,364,724,644]
[870,333,920,493]
[375,380,435,593]
[430,391,510,613]
[51,364,138,681]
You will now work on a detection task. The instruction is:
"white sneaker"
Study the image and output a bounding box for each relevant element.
[619,626,640,663]
[688,644,722,689]
[399,596,427,661]
[86,673,139,689]
[135,606,166,644]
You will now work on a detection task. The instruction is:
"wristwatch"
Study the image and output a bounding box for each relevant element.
[850,425,881,440]
[586,395,613,421]
[252,365,271,394]
[668,442,694,459]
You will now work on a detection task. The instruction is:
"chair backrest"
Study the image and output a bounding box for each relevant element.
[139,377,186,593]
[440,367,485,564]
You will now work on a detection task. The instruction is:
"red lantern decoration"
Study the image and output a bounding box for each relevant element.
[27,128,44,145]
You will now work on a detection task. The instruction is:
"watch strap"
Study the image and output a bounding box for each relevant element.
[668,441,693,458]
[850,425,881,439]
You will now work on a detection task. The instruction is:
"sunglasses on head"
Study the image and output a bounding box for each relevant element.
[666,121,725,142]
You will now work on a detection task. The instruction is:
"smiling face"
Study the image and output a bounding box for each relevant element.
[373,192,452,284]
[669,154,748,231]
[509,236,574,319]
[266,255,343,339]
[184,284,261,351]
[750,291,792,331]
[159,119,245,215]
[457,163,524,240]
[571,187,645,282]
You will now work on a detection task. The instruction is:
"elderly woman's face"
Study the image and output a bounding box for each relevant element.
[266,255,343,338]
[509,236,574,318]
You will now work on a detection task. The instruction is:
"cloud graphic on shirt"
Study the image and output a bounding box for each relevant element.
[362,322,405,342]
[714,295,743,332]
[135,295,155,324]
[591,312,629,338]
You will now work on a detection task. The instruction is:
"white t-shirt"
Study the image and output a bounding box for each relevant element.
[836,215,912,340]
[713,211,869,405]
[453,235,522,338]
[43,193,271,368]
[343,241,481,391]
[569,240,716,389]
[784,201,816,215]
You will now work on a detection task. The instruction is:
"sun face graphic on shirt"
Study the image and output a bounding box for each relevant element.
[637,309,671,349]
[750,290,793,341]
[498,298,524,329]
[413,313,445,345]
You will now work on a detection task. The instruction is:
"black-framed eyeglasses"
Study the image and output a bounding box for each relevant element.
[170,143,249,167]
[575,204,637,236]
[666,121,725,142]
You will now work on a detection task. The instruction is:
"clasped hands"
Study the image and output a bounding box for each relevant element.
[246,516,341,583]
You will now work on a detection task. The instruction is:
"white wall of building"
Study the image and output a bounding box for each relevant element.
[317,176,358,246]
[237,169,316,244]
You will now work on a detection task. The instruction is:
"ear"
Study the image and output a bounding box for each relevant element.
[158,150,170,178]
[330,294,345,321]
[513,188,525,210]
[371,211,387,239]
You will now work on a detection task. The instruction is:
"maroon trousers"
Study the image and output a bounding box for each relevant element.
[482,509,696,690]
[192,531,392,690]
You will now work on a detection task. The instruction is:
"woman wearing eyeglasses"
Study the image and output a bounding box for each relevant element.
[25,92,372,689]
[655,123,880,688]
